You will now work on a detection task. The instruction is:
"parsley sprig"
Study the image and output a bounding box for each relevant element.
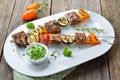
[63,47,72,57]
[26,22,35,29]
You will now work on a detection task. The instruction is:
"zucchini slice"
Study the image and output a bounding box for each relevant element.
[57,17,68,27]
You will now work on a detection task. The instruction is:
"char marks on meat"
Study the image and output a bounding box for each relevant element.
[65,12,81,25]
[12,31,27,47]
[49,33,61,43]
[44,20,61,33]
[75,33,86,44]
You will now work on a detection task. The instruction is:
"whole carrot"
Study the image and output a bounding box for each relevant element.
[26,2,40,10]
[21,9,37,21]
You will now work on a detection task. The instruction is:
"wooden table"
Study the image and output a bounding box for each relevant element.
[0,0,120,80]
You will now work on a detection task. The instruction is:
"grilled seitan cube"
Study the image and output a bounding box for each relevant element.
[44,20,61,33]
[11,31,27,47]
[75,33,87,44]
[65,12,81,25]
[49,33,61,43]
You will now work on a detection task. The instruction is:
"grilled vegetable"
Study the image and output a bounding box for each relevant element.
[26,2,40,10]
[39,34,49,46]
[27,29,39,36]
[57,17,68,27]
[38,25,48,34]
[78,9,90,21]
[61,34,75,44]
[86,32,100,44]
[27,29,39,44]
[27,35,39,44]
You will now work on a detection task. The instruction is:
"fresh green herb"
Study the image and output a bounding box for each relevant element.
[27,44,46,60]
[91,28,104,34]
[50,53,55,56]
[26,22,35,29]
[75,27,80,31]
[54,51,58,53]
[75,25,104,34]
[58,53,60,55]
[50,50,58,57]
[63,47,72,57]
[22,53,25,56]
[48,60,50,63]
[55,56,57,58]
[78,46,81,49]
[86,27,91,32]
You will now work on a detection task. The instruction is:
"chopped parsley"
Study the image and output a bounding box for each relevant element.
[50,51,59,57]
[22,53,25,56]
[26,44,46,60]
[78,46,81,49]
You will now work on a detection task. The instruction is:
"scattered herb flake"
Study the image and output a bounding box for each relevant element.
[48,60,50,63]
[58,53,60,55]
[22,53,25,56]
[55,56,57,58]
[78,46,81,49]
[50,53,54,56]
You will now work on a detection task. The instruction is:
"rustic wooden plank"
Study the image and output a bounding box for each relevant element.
[6,0,51,34]
[0,0,16,61]
[0,57,13,80]
[0,0,32,80]
[101,0,120,80]
[63,55,110,80]
[51,0,110,80]
[0,0,51,80]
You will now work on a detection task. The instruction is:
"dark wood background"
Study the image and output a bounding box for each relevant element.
[0,0,120,80]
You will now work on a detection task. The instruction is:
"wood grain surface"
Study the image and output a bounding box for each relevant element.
[0,0,119,80]
[101,0,120,80]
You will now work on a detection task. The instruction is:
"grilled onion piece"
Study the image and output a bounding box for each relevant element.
[58,17,68,27]
[61,34,75,44]
[27,29,39,44]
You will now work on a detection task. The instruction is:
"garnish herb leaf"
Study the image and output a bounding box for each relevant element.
[78,46,81,49]
[50,53,54,56]
[26,22,35,29]
[63,47,72,57]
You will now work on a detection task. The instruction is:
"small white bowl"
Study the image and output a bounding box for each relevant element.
[25,43,48,64]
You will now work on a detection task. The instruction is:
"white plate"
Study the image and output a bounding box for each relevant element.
[4,9,115,77]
